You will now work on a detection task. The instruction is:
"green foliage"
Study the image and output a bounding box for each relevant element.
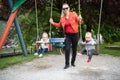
[100,48,120,56]
[101,23,120,43]
[18,11,36,46]
[79,23,87,40]
[88,18,120,43]
[18,6,62,46]
[0,21,6,37]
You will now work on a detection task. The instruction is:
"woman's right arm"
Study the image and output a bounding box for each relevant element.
[49,18,61,28]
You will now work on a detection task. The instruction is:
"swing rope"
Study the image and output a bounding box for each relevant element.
[78,0,83,45]
[35,0,40,41]
[97,0,103,44]
[49,0,53,38]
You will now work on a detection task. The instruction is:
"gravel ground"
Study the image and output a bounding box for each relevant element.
[0,54,120,80]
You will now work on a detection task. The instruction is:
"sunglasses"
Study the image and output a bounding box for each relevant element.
[62,7,69,10]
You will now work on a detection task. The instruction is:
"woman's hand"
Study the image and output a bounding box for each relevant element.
[78,15,83,24]
[49,18,54,24]
[79,15,82,20]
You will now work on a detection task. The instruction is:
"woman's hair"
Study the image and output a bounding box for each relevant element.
[61,3,69,17]
[62,3,69,7]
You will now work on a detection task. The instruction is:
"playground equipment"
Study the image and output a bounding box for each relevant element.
[0,0,27,56]
[50,38,65,55]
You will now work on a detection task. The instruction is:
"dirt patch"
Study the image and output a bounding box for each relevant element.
[0,54,120,80]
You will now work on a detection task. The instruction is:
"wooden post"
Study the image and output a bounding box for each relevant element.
[48,43,52,51]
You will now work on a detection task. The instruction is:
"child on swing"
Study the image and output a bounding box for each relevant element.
[34,32,49,57]
[78,32,96,63]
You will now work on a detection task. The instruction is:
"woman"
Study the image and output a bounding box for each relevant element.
[49,3,83,69]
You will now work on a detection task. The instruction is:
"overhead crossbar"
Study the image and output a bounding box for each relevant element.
[11,0,26,12]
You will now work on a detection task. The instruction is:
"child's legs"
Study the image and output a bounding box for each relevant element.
[41,48,48,54]
[36,48,41,53]
[88,49,95,60]
[81,48,87,54]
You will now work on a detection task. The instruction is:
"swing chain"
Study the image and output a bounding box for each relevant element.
[49,0,53,38]
[35,0,40,41]
[78,0,83,45]
[97,0,103,44]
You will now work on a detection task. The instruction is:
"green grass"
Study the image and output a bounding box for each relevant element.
[99,42,120,56]
[100,49,120,56]
[0,54,37,69]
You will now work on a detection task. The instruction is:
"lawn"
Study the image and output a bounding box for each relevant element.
[0,54,37,69]
[99,42,120,56]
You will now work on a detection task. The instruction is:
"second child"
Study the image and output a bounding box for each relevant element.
[78,32,96,63]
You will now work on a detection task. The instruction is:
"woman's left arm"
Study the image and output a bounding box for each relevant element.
[74,12,83,24]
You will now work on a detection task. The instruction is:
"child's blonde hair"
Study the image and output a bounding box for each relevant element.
[42,32,48,39]
[85,32,92,40]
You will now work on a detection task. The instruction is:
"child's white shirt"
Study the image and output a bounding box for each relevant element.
[37,39,49,49]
